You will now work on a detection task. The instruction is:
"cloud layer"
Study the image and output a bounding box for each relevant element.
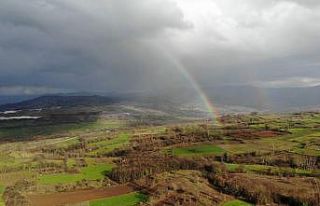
[0,0,320,94]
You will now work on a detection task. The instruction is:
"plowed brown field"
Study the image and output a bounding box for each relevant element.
[28,184,134,206]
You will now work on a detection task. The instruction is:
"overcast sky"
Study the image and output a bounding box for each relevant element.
[0,0,320,95]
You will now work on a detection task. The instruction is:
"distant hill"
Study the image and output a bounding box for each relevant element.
[0,95,119,111]
[0,95,39,106]
[0,85,320,112]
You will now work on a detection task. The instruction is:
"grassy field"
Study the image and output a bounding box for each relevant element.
[0,153,32,171]
[88,132,130,155]
[172,144,225,156]
[0,185,5,206]
[52,137,80,149]
[222,200,252,206]
[38,163,113,185]
[89,192,148,206]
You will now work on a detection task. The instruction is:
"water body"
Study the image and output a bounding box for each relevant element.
[0,116,40,120]
[0,110,20,114]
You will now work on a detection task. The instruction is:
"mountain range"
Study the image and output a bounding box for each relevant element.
[0,85,319,112]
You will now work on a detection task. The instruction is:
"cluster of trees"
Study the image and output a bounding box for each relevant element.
[41,142,87,159]
[120,125,224,156]
[3,180,34,206]
[54,179,105,192]
[224,151,320,171]
[109,153,201,183]
[204,163,320,206]
[153,193,199,206]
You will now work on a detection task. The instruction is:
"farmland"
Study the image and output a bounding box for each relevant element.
[38,163,114,185]
[89,192,148,206]
[171,144,225,156]
[222,200,252,206]
[0,109,319,206]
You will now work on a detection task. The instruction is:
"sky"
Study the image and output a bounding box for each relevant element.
[0,0,320,95]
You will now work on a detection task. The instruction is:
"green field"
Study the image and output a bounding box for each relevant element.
[222,200,252,206]
[88,132,130,155]
[89,192,148,206]
[172,144,225,156]
[53,137,80,149]
[0,153,30,171]
[0,185,5,206]
[38,163,113,185]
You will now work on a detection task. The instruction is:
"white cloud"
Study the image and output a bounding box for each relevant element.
[253,77,320,88]
[172,0,320,56]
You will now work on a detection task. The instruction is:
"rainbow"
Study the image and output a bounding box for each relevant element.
[160,47,272,122]
[168,55,222,125]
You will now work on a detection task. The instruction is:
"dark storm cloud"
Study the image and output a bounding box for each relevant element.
[0,0,189,93]
[1,0,320,94]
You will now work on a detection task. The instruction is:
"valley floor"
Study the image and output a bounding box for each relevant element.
[0,111,319,206]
